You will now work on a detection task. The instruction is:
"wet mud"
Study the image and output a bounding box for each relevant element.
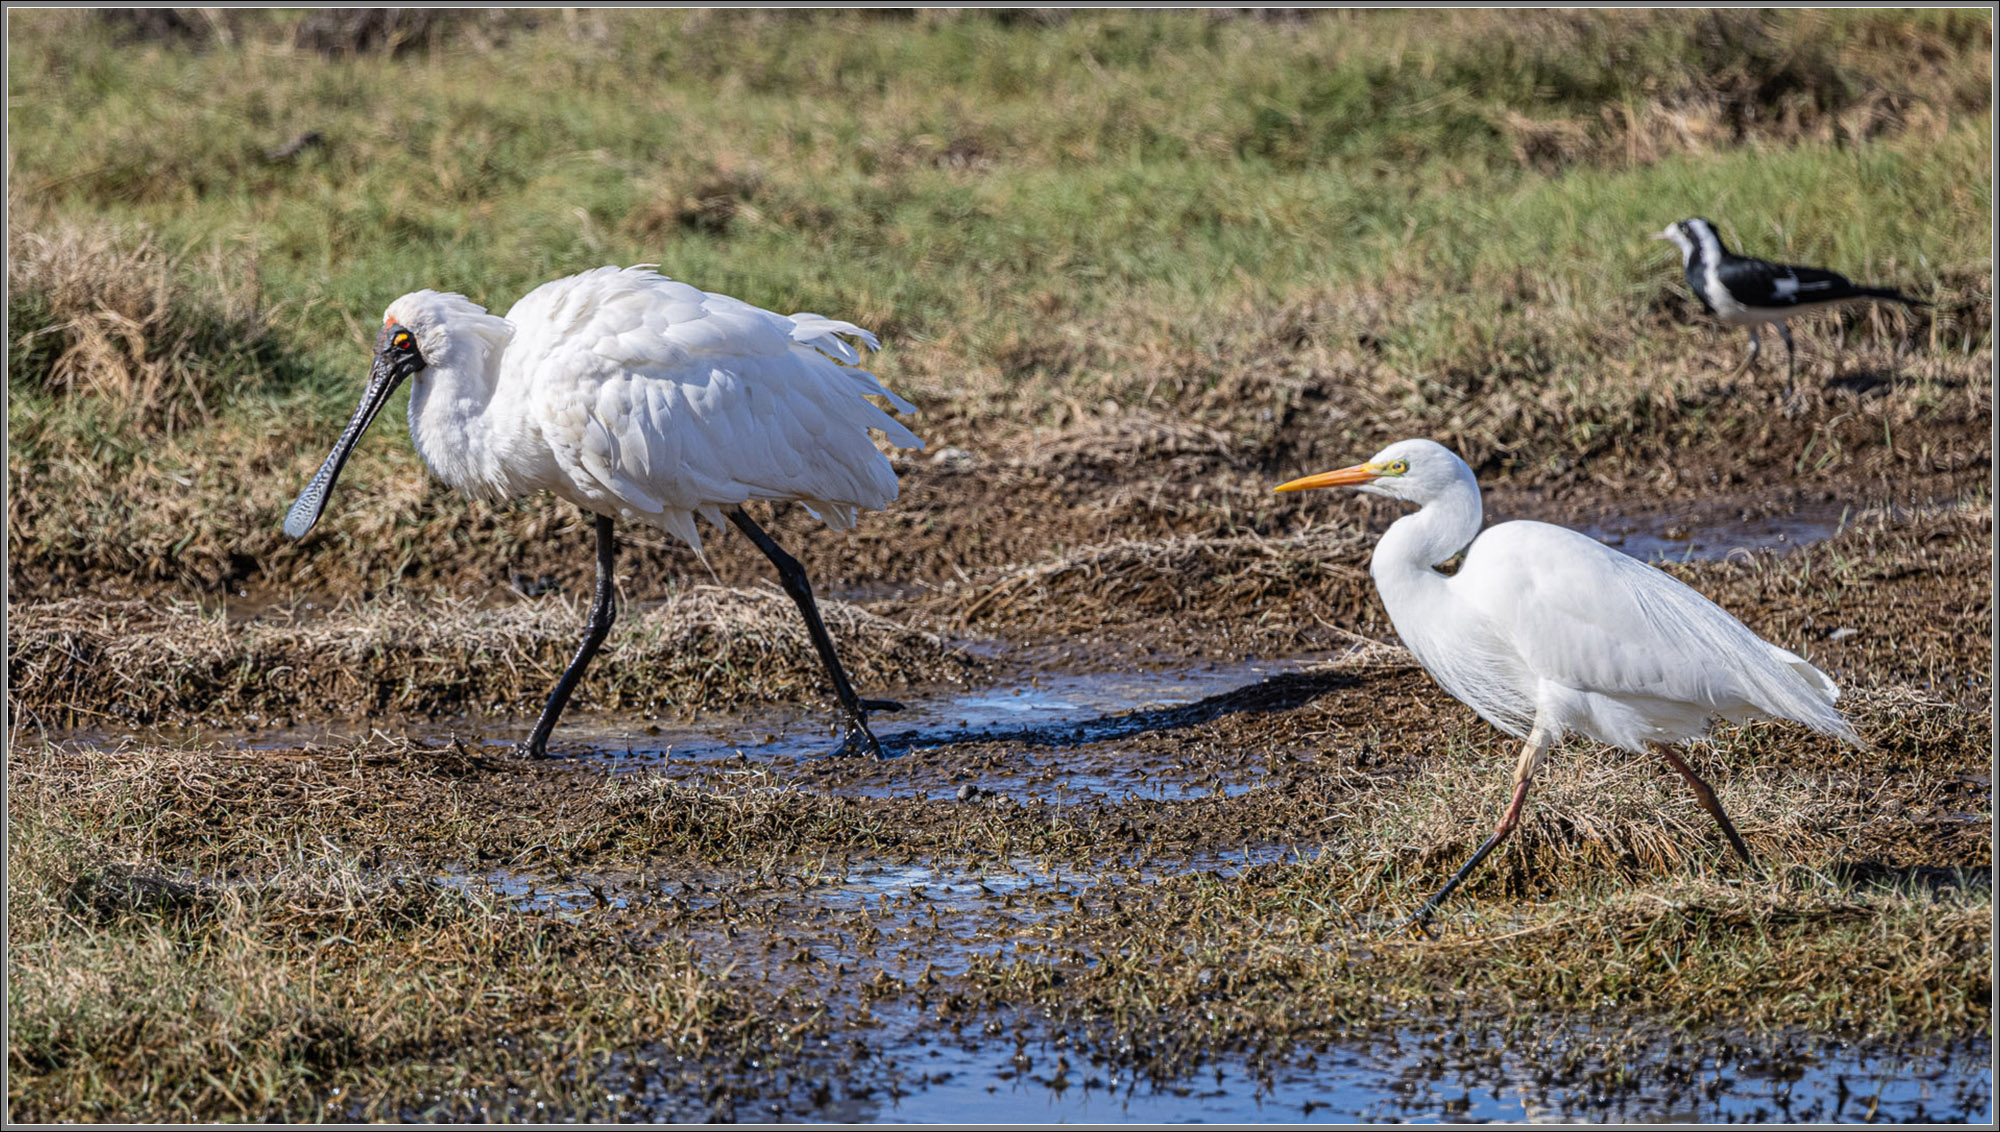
[11,438,1992,1123]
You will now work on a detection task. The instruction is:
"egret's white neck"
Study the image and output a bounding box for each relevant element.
[406,310,527,503]
[1369,473,1484,603]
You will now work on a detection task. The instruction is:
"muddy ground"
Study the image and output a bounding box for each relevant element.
[8,393,1991,1122]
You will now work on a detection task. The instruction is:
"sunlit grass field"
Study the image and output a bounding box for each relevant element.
[9,9,1990,595]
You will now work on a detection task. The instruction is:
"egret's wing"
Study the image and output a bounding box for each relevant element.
[1461,522,1855,745]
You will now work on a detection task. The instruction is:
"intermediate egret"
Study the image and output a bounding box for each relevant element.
[1276,439,1860,930]
[1655,217,1927,381]
[285,266,923,758]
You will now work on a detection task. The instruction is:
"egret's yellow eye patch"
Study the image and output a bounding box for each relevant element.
[1383,459,1409,475]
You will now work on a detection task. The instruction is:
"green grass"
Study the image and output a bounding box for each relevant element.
[7,9,1991,598]
[9,9,1989,395]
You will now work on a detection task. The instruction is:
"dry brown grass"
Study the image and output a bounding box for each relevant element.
[937,530,1372,632]
[5,742,745,1122]
[7,586,982,729]
[6,213,300,437]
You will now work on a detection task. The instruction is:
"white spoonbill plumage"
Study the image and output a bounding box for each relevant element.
[1276,439,1860,930]
[285,265,923,758]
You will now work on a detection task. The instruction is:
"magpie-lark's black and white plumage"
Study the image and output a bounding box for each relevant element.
[1655,217,1926,379]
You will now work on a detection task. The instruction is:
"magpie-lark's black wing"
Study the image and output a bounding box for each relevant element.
[1717,256,1916,309]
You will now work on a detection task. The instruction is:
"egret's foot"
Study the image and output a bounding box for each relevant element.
[859,697,905,713]
[513,739,561,760]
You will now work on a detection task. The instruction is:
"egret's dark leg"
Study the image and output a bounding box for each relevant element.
[1657,744,1756,870]
[519,513,617,759]
[726,506,898,759]
[1396,729,1552,936]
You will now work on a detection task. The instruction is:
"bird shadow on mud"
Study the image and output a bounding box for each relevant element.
[875,668,1364,756]
[1818,860,1992,896]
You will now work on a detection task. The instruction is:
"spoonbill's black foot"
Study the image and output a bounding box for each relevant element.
[513,739,564,760]
[1389,905,1443,940]
[859,697,905,713]
[833,720,890,760]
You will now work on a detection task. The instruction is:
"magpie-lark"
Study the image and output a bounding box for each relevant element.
[1655,217,1926,380]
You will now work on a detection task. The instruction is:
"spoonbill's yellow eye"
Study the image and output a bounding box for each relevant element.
[393,331,414,351]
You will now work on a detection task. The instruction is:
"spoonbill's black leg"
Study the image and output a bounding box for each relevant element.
[1657,744,1757,871]
[727,506,899,759]
[1396,727,1552,936]
[519,512,617,759]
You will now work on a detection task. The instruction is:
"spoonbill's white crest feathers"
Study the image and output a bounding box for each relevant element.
[1276,438,1860,929]
[286,265,923,760]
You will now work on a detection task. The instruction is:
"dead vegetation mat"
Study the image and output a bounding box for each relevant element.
[8,585,981,729]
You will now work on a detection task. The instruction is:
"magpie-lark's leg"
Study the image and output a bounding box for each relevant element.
[1736,326,1762,376]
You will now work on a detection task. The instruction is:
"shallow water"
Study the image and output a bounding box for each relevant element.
[435,850,1992,1124]
[844,1025,1992,1124]
[1580,501,1848,563]
[44,636,1989,1126]
[536,656,1329,802]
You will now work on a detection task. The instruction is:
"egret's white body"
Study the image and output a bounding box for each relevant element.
[1277,439,1860,927]
[286,266,923,758]
[387,266,922,555]
[1355,441,1856,752]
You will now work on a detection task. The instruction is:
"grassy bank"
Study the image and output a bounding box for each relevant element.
[7,8,1991,598]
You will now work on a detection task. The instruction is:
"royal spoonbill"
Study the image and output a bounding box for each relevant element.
[1276,439,1860,931]
[285,266,923,759]
[1656,217,1926,381]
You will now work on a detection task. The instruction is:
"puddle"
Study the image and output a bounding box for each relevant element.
[838,1025,1993,1124]
[422,850,1990,1124]
[33,651,1355,812]
[523,657,1337,802]
[1579,500,1849,563]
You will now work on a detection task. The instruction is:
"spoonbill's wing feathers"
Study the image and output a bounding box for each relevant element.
[508,267,921,551]
[1459,521,1858,749]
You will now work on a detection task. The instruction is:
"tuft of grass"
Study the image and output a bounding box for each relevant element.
[7,586,982,729]
[6,213,317,438]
